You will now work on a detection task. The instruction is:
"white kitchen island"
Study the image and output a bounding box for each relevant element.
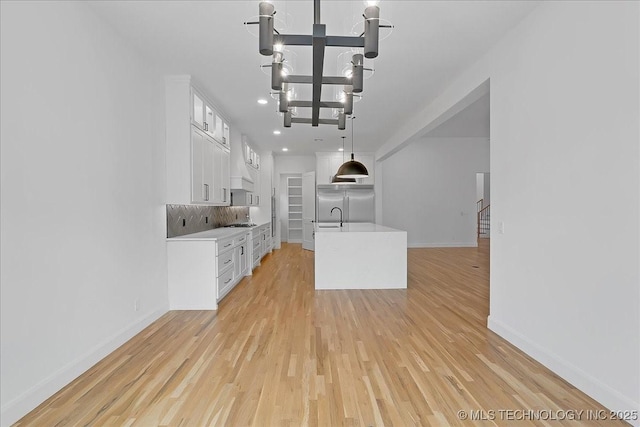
[314,222,407,289]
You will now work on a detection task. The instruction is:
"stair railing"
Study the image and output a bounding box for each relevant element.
[477,203,490,238]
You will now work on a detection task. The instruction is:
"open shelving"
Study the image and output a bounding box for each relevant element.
[287,176,303,243]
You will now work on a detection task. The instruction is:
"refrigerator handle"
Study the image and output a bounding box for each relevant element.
[344,196,349,223]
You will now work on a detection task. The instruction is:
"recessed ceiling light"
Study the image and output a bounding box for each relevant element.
[257,99,268,105]
[273,130,281,135]
[338,148,344,152]
[282,147,288,152]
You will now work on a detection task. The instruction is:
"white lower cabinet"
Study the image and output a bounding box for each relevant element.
[167,224,274,310]
[167,230,254,310]
[217,267,235,301]
[216,238,235,301]
[251,232,261,269]
[260,224,272,258]
[234,233,250,279]
[167,241,217,310]
[249,224,273,270]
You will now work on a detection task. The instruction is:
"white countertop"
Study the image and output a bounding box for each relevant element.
[167,222,269,241]
[314,222,403,233]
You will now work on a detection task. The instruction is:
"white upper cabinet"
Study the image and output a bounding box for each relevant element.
[166,75,232,205]
[191,127,216,203]
[244,140,260,170]
[204,104,215,138]
[192,90,205,130]
[222,121,230,148]
[213,143,230,205]
[192,86,230,144]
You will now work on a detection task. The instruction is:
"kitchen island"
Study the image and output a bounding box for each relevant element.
[314,222,407,289]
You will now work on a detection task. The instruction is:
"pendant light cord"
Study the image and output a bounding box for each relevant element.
[351,116,356,160]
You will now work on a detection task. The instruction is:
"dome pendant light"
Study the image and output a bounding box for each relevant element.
[336,116,369,179]
[332,136,357,184]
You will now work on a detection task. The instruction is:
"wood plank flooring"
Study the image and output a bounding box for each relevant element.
[15,241,625,426]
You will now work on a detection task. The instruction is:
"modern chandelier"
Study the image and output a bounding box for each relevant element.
[248,0,390,129]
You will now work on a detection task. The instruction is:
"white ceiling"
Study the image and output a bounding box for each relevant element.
[88,1,537,155]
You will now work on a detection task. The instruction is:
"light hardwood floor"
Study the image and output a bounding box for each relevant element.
[16,241,625,426]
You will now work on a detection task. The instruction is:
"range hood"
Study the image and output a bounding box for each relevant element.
[230,134,255,192]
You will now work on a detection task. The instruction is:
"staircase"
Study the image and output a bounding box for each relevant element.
[477,199,490,239]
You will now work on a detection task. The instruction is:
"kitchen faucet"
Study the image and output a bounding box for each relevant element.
[330,207,343,227]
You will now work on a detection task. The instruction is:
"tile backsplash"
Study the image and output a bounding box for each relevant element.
[166,204,250,237]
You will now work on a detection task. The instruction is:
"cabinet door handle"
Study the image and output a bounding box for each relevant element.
[223,188,227,202]
[204,183,209,201]
[241,246,244,255]
[204,122,208,131]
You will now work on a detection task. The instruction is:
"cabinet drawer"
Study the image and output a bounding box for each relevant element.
[236,234,247,244]
[217,268,235,301]
[252,250,261,264]
[217,236,235,254]
[217,250,234,275]
[252,237,261,251]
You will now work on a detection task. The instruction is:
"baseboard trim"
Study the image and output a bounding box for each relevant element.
[488,315,639,426]
[408,241,478,248]
[1,305,169,427]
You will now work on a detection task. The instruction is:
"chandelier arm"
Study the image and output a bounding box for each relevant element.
[255,0,386,129]
[311,23,326,126]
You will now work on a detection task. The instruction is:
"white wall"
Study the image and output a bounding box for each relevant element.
[488,2,639,416]
[273,155,315,247]
[377,1,639,419]
[249,150,274,226]
[0,2,168,425]
[382,138,489,247]
[483,173,490,206]
[274,155,316,175]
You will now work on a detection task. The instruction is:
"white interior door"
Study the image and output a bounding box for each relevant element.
[302,171,316,251]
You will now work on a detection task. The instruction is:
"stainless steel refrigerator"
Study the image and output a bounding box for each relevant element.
[316,184,375,224]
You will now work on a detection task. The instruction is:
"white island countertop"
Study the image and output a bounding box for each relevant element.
[314,222,407,290]
[315,222,402,233]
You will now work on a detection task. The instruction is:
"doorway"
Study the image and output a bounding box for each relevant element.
[476,172,490,239]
